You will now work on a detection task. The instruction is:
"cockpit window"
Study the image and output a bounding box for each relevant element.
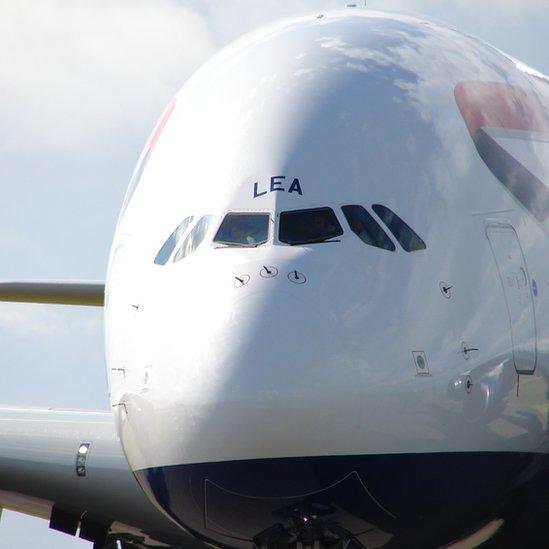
[279,207,343,245]
[174,215,213,261]
[214,213,269,247]
[342,205,395,251]
[372,204,426,252]
[154,216,194,265]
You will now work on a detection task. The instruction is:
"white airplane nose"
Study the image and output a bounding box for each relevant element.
[131,274,402,548]
[224,287,337,390]
[182,282,350,464]
[120,256,357,470]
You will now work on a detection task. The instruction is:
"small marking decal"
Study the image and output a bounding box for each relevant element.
[412,351,430,376]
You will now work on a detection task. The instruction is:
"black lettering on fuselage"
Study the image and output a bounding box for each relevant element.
[253,177,303,198]
[288,178,303,195]
[253,182,267,198]
[270,176,285,192]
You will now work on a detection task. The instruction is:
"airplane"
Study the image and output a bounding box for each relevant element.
[0,7,547,549]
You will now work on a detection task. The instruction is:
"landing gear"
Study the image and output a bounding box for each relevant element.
[100,535,145,549]
[253,502,364,549]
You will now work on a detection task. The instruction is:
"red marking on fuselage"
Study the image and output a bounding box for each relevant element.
[454,80,549,225]
[455,81,549,137]
[146,97,177,151]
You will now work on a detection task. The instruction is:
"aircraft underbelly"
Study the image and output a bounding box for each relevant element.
[134,451,548,548]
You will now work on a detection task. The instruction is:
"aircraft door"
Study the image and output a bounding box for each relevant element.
[485,222,537,374]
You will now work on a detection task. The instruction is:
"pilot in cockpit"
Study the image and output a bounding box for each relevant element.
[228,222,257,245]
[214,213,270,246]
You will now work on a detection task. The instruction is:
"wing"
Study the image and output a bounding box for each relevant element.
[0,280,105,306]
[0,407,202,548]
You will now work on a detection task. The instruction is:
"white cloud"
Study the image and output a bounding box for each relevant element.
[369,0,549,26]
[0,0,215,152]
[0,302,100,338]
[198,0,342,44]
[200,0,549,41]
[2,0,545,155]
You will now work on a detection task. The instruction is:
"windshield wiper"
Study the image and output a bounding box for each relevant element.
[289,237,341,245]
[214,241,265,248]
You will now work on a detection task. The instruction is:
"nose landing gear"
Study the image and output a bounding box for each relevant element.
[204,469,394,548]
[253,502,364,549]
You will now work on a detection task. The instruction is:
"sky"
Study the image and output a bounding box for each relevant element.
[0,0,547,547]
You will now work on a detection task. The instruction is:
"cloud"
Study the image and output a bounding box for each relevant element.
[198,1,342,44]
[370,0,549,27]
[199,0,549,42]
[2,0,546,155]
[0,0,216,153]
[0,302,100,338]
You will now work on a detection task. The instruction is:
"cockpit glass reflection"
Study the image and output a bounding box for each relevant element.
[372,204,426,252]
[174,215,213,261]
[154,216,194,265]
[214,213,269,247]
[279,207,343,245]
[342,205,395,251]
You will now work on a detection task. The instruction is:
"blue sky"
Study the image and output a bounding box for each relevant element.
[0,0,547,546]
